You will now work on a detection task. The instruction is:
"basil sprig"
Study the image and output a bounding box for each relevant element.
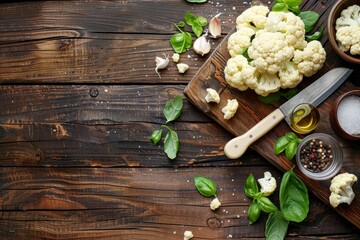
[170,25,193,54]
[245,169,309,239]
[194,175,217,197]
[150,95,183,159]
[184,12,208,38]
[274,132,302,160]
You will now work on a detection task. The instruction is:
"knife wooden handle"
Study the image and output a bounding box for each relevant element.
[224,108,285,159]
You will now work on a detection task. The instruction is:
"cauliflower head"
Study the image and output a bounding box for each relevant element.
[329,172,358,208]
[248,30,295,74]
[227,27,256,57]
[293,40,326,77]
[236,5,269,30]
[336,26,360,55]
[264,11,307,49]
[224,55,256,91]
[335,4,360,30]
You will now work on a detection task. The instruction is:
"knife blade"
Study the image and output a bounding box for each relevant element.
[224,67,353,159]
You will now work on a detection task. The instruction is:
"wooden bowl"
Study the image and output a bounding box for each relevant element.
[327,0,360,64]
[330,90,360,141]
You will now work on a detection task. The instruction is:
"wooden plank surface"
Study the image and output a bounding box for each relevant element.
[0,0,359,239]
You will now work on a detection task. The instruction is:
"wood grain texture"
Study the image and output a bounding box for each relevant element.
[184,0,360,229]
[0,167,358,239]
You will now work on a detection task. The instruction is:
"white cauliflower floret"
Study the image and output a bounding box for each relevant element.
[264,11,307,49]
[278,61,303,88]
[248,30,294,74]
[210,197,222,210]
[293,40,326,77]
[205,88,220,103]
[254,72,281,96]
[335,4,360,30]
[224,55,257,91]
[184,230,193,240]
[236,5,269,30]
[336,26,360,55]
[227,27,256,57]
[257,171,277,197]
[172,53,180,62]
[177,63,189,74]
[222,99,239,120]
[329,172,358,208]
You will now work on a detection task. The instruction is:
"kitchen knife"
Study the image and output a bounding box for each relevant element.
[224,67,353,159]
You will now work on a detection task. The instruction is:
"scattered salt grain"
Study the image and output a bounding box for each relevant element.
[337,96,360,135]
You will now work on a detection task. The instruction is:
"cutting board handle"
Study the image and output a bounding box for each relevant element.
[224,108,285,159]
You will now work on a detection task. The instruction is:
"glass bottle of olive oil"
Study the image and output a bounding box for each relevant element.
[290,103,320,134]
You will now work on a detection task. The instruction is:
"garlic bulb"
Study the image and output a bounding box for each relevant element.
[209,13,222,38]
[155,53,169,78]
[193,34,211,56]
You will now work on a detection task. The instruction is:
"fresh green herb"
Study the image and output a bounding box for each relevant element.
[258,196,278,213]
[280,168,309,222]
[305,29,323,42]
[170,25,193,54]
[272,3,288,12]
[150,129,162,144]
[274,132,302,160]
[162,125,179,160]
[194,175,217,197]
[163,95,183,123]
[176,21,185,28]
[248,202,262,224]
[244,173,259,198]
[265,211,289,240]
[184,12,207,37]
[186,0,207,3]
[258,88,297,105]
[150,95,183,160]
[299,11,320,33]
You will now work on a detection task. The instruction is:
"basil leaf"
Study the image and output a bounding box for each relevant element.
[192,21,203,38]
[285,141,297,160]
[274,136,290,155]
[244,173,259,198]
[299,11,320,33]
[197,16,208,26]
[258,196,278,213]
[162,126,179,159]
[281,88,298,99]
[288,5,301,15]
[272,3,288,12]
[285,0,301,7]
[194,175,217,197]
[265,211,289,240]
[258,92,281,105]
[285,132,298,141]
[280,169,309,222]
[275,0,285,3]
[177,21,185,28]
[163,95,183,123]
[305,29,323,42]
[184,12,197,26]
[170,32,192,54]
[150,129,162,144]
[186,0,207,3]
[248,201,261,224]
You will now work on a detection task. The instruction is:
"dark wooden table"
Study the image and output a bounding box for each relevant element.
[0,1,359,239]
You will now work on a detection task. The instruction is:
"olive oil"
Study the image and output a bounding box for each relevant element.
[290,103,320,134]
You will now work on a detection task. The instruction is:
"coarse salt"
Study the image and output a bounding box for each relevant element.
[337,96,360,135]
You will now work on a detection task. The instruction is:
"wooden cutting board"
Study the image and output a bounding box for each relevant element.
[184,24,360,230]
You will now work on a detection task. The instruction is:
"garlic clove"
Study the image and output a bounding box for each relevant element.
[209,13,222,38]
[155,53,169,78]
[193,34,211,56]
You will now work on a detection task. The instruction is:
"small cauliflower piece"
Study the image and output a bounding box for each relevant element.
[224,55,257,91]
[329,172,358,208]
[335,4,360,30]
[248,30,295,74]
[227,27,256,57]
[257,171,277,197]
[210,197,222,210]
[205,88,220,103]
[222,99,239,120]
[172,53,180,62]
[184,231,193,240]
[177,63,189,74]
[293,40,326,77]
[236,5,269,30]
